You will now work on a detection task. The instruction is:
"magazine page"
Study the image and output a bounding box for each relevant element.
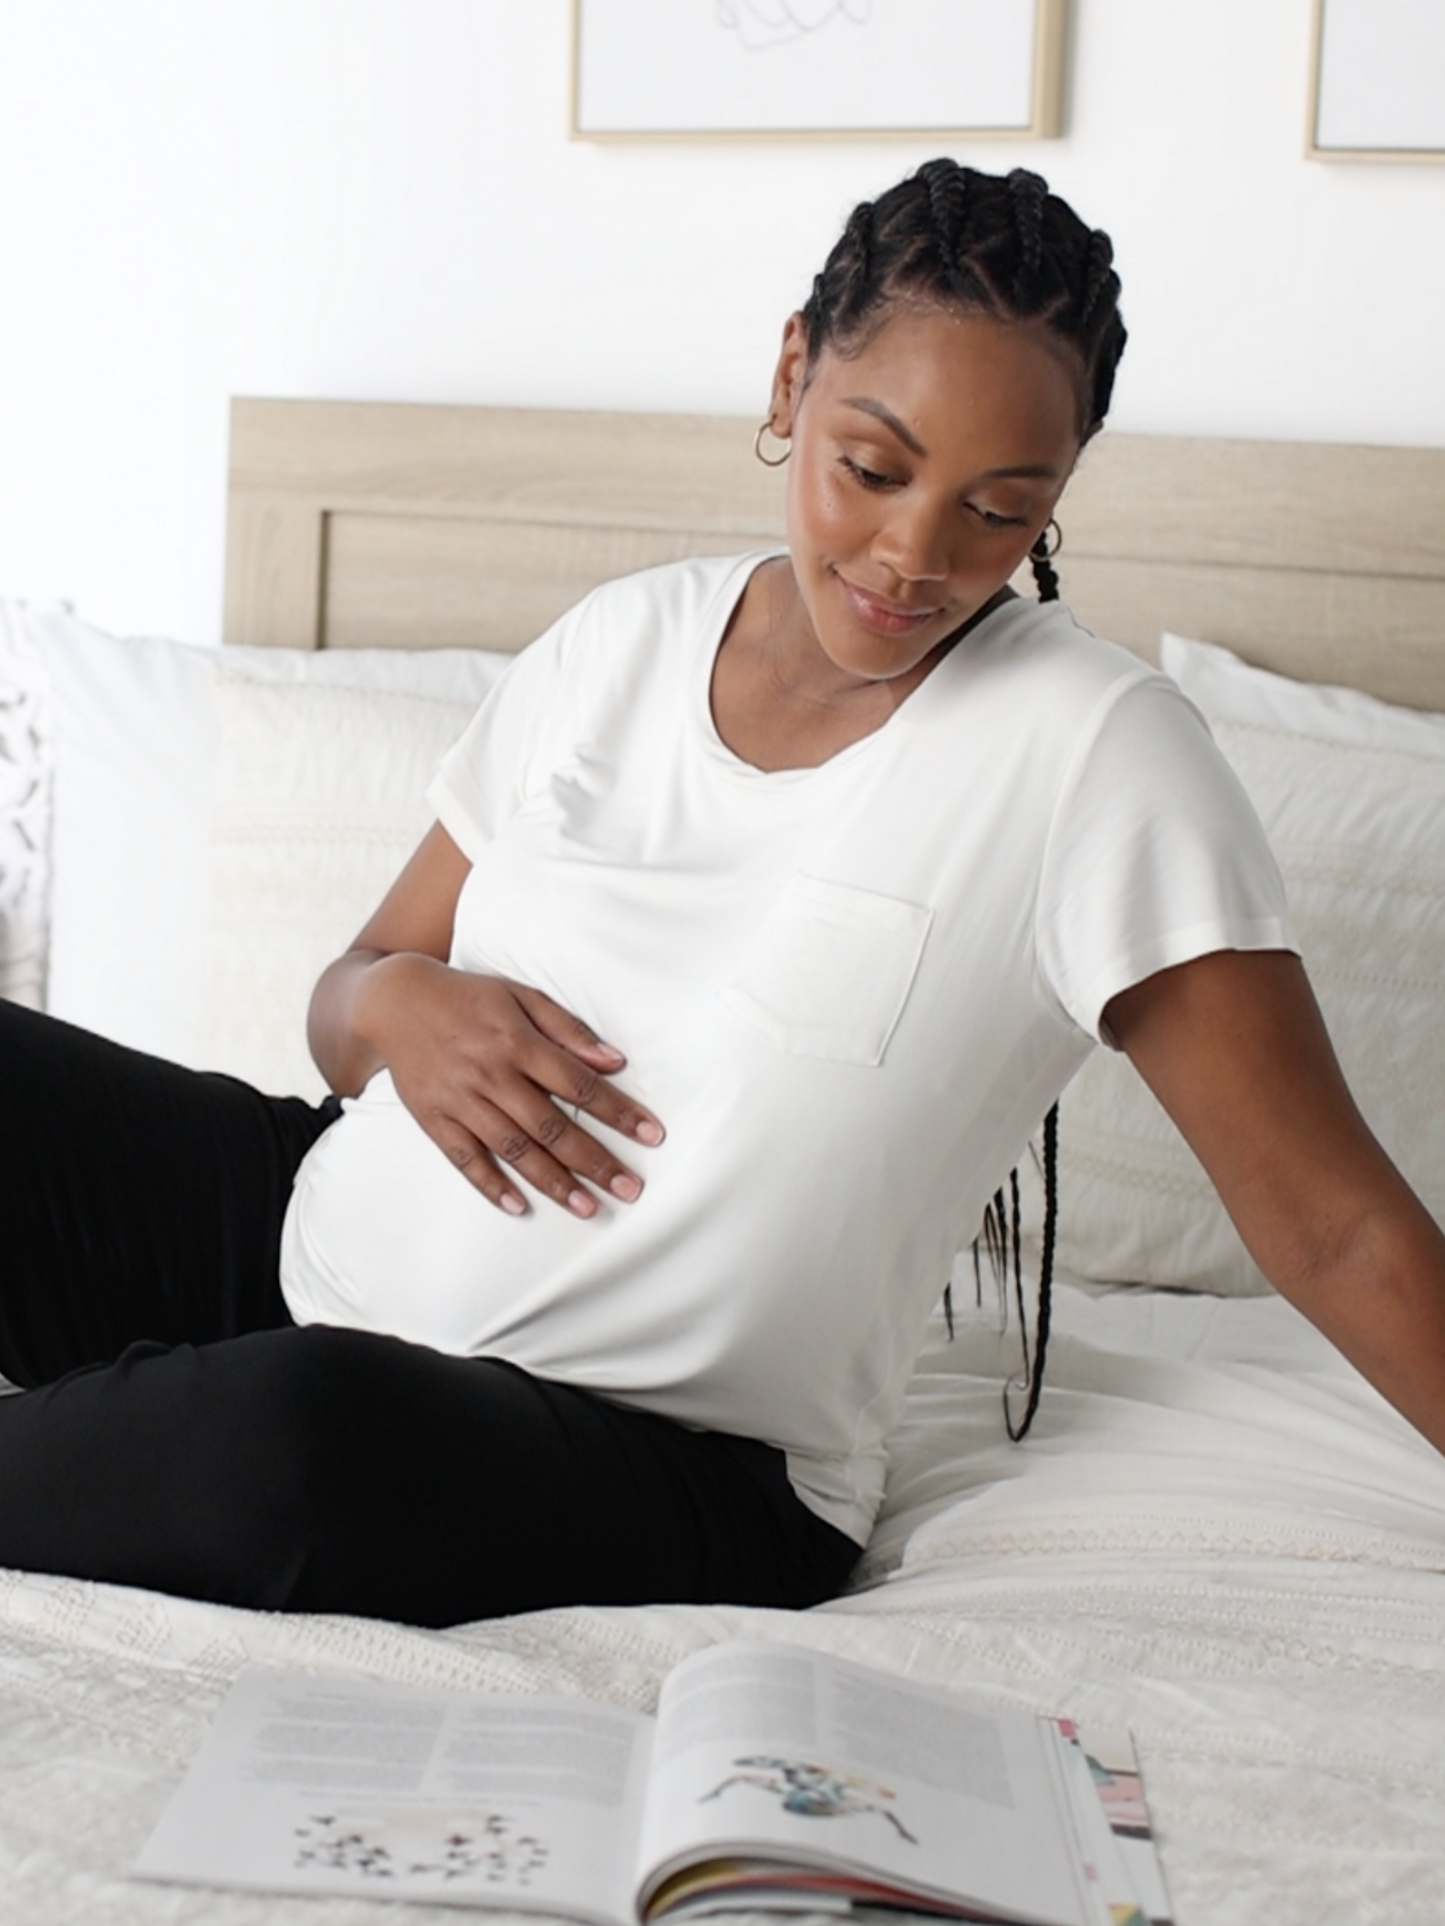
[633,1641,1095,1926]
[134,1667,651,1925]
[1069,1727,1174,1926]
[1052,1723,1147,1926]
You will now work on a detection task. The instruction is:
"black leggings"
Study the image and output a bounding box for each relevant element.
[0,1002,858,1626]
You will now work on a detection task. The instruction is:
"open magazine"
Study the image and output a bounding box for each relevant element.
[135,1640,1171,1925]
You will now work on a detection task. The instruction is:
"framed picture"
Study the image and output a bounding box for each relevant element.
[572,0,1067,142]
[1309,0,1445,162]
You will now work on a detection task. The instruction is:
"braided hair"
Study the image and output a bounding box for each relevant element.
[801,157,1127,441]
[805,161,1128,1439]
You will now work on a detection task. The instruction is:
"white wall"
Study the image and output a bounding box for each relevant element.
[1,0,1442,644]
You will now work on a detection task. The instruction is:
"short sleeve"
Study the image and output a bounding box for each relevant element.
[424,592,594,862]
[1035,674,1295,1042]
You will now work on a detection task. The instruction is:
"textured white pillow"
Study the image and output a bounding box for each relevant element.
[1030,634,1445,1295]
[0,600,508,1080]
[0,604,52,1008]
[201,673,480,1100]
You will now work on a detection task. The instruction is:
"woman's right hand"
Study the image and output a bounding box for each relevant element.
[307,822,664,1219]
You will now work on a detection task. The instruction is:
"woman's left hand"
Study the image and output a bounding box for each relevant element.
[1104,950,1445,1459]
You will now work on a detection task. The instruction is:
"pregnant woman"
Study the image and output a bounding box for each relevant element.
[4,160,1444,1626]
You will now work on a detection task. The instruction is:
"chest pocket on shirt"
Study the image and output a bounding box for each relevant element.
[717,875,934,1066]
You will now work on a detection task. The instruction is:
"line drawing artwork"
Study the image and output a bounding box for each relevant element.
[715,1,873,52]
[293,1811,550,1886]
[575,0,1054,139]
[700,1755,919,1844]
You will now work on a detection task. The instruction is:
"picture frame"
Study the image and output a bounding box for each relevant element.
[571,0,1067,143]
[1308,0,1445,163]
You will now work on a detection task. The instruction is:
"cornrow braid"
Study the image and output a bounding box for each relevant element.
[820,201,876,341]
[1078,226,1117,330]
[922,158,968,299]
[1006,165,1047,287]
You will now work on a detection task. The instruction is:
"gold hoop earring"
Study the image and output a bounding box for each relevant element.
[753,421,791,468]
[1035,518,1063,558]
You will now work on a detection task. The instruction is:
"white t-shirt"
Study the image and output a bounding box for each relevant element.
[280,553,1292,1542]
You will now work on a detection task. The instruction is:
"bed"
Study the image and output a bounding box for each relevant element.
[2,402,1445,1925]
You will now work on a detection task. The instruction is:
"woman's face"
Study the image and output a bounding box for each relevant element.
[768,301,1086,690]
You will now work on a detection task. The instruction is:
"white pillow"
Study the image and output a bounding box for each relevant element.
[0,600,508,1092]
[1029,633,1445,1295]
[201,672,480,1100]
[0,604,51,1008]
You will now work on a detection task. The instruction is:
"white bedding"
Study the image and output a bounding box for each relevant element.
[3,1277,1443,1926]
[6,610,1445,1921]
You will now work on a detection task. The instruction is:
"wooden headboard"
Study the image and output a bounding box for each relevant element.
[225,398,1445,711]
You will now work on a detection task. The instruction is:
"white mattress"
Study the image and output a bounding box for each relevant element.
[3,1278,1444,1925]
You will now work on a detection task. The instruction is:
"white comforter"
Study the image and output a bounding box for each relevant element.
[3,1280,1443,1925]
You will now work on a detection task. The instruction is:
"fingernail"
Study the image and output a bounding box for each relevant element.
[500,1193,526,1217]
[635,1120,664,1147]
[568,1188,597,1218]
[609,1172,642,1202]
[595,1038,625,1059]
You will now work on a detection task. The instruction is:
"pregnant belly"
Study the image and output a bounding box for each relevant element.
[278,1061,927,1507]
[278,1070,632,1354]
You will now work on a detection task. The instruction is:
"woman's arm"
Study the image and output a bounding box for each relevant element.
[1104,950,1445,1459]
[308,822,664,1218]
